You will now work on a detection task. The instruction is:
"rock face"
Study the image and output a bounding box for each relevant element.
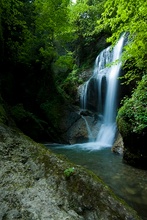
[75,68,93,106]
[112,133,124,155]
[58,107,99,144]
[0,124,141,220]
[58,107,89,144]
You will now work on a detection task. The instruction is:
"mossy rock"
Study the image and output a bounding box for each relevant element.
[0,122,142,219]
[117,75,147,169]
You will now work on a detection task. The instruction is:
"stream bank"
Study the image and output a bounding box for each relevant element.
[0,124,141,220]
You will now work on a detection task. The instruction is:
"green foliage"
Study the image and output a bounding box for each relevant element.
[1,0,72,70]
[1,0,30,63]
[53,52,74,74]
[117,75,147,136]
[98,0,147,72]
[119,59,145,85]
[56,67,83,102]
[31,0,72,69]
[64,167,75,177]
[69,0,105,36]
[68,0,107,66]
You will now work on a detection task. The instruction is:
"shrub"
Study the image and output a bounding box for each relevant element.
[117,74,147,135]
[64,167,75,178]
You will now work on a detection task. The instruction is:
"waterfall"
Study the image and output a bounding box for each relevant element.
[81,35,125,148]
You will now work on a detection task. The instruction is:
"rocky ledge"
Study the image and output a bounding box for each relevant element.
[0,124,141,220]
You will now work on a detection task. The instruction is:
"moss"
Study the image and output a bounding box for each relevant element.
[117,117,131,138]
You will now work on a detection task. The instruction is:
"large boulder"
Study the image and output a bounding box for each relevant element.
[0,124,141,220]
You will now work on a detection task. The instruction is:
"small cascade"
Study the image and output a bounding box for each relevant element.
[81,82,89,109]
[81,116,94,142]
[80,35,125,148]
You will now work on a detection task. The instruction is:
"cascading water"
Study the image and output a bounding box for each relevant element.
[81,35,125,148]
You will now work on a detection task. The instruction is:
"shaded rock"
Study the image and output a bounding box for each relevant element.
[78,69,93,82]
[60,109,99,144]
[58,107,81,133]
[62,117,89,144]
[58,106,95,144]
[73,69,93,106]
[123,129,147,169]
[80,109,93,117]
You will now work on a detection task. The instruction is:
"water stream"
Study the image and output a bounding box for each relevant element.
[45,144,147,220]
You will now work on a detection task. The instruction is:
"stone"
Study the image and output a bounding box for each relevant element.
[0,125,141,220]
[112,133,124,155]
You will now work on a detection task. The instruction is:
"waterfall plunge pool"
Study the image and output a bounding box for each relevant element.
[45,143,147,220]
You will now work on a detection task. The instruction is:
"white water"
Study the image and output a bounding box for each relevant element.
[81,81,89,109]
[103,37,124,124]
[81,35,125,148]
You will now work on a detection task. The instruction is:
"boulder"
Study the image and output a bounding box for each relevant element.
[0,124,141,220]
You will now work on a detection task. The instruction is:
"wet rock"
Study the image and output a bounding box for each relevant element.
[80,110,93,117]
[58,107,81,133]
[112,133,124,155]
